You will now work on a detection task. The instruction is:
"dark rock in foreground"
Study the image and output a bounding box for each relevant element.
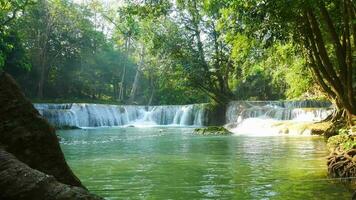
[0,149,102,200]
[0,72,102,200]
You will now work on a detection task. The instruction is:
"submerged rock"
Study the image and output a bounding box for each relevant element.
[0,73,102,199]
[194,126,232,135]
[58,125,81,130]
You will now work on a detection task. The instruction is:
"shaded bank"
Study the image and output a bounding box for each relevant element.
[0,73,102,200]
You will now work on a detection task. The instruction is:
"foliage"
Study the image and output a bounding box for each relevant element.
[221,0,356,122]
[0,0,34,70]
[328,128,356,151]
[1,0,336,106]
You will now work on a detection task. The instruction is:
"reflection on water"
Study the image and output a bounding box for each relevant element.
[58,127,352,199]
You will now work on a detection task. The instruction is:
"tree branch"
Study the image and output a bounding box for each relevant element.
[1,0,32,27]
[319,2,348,83]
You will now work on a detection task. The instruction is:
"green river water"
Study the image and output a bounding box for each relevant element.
[58,127,352,199]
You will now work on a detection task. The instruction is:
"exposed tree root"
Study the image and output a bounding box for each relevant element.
[327,148,356,181]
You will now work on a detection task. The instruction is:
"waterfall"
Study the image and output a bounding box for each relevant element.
[34,103,207,128]
[225,100,333,135]
[35,100,332,133]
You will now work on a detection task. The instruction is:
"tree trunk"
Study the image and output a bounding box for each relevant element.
[129,47,144,104]
[36,0,52,99]
[118,66,126,101]
[129,69,140,103]
[119,38,131,102]
[302,5,356,125]
[112,79,117,100]
[148,74,155,105]
[37,59,46,99]
[148,86,155,105]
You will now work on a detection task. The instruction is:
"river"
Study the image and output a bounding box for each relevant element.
[58,127,352,199]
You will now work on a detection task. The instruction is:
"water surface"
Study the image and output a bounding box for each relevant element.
[58,127,351,199]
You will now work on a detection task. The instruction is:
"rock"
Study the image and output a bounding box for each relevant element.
[58,125,81,130]
[0,73,103,199]
[194,126,232,135]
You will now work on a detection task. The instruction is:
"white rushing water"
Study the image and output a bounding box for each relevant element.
[35,100,333,134]
[225,101,333,135]
[34,103,206,128]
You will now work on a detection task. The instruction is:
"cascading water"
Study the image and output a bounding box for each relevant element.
[34,103,206,128]
[35,100,332,134]
[225,100,333,135]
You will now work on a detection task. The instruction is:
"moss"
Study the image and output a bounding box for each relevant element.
[327,127,356,151]
[194,126,232,135]
[327,134,350,151]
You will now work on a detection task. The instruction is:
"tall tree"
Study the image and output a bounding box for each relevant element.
[223,0,356,124]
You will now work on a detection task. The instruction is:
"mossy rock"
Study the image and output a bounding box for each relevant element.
[327,134,350,151]
[194,126,232,135]
[327,131,356,152]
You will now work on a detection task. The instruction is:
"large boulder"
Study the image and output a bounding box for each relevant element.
[0,72,102,199]
[0,148,102,200]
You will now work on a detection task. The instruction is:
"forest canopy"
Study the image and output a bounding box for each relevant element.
[1,0,355,120]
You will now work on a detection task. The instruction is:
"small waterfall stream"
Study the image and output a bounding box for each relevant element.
[225,100,333,135]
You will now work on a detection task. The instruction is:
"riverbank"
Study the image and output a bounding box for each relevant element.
[325,120,356,191]
[289,115,356,192]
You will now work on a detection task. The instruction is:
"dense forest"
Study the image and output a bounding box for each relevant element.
[1,1,356,199]
[1,0,355,122]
